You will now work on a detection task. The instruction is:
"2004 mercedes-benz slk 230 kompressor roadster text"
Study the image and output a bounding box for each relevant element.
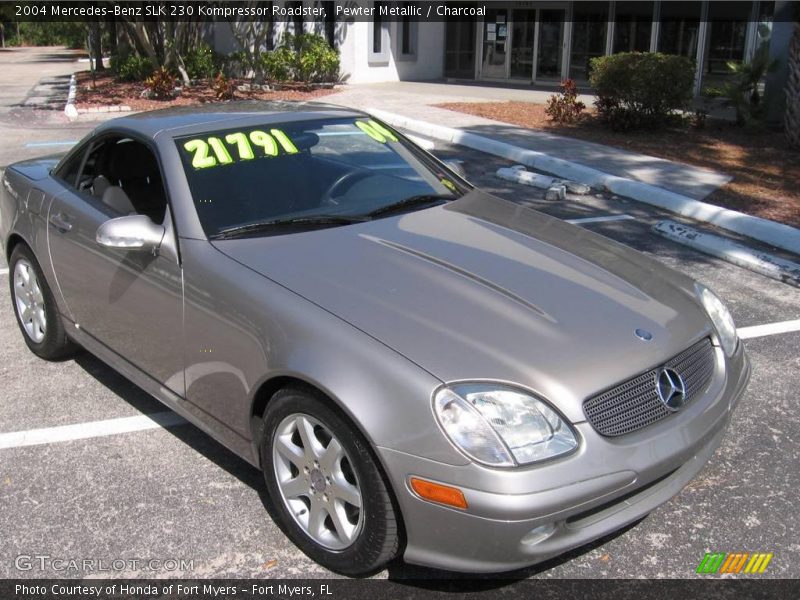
[1,102,750,575]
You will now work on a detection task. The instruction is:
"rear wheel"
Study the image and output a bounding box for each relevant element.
[260,387,401,575]
[9,244,76,360]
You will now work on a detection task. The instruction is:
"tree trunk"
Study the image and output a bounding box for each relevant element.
[91,19,105,71]
[786,22,800,148]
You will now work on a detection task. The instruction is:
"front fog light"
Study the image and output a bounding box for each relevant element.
[696,284,738,356]
[521,523,556,547]
[434,384,578,467]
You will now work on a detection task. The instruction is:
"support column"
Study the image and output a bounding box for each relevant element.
[650,0,660,52]
[694,1,709,97]
[606,1,616,55]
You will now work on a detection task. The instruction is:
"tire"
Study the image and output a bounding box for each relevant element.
[9,244,77,360]
[261,386,401,576]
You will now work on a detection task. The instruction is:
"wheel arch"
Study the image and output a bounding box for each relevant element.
[6,232,29,261]
[249,372,374,465]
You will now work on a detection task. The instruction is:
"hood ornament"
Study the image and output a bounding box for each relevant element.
[635,328,653,341]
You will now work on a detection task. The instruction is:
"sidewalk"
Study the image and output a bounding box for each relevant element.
[326,81,731,201]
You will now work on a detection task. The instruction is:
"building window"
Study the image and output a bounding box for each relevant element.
[702,1,752,90]
[373,13,382,52]
[658,1,702,58]
[570,1,609,83]
[398,4,417,61]
[369,2,390,64]
[444,19,476,79]
[613,1,654,53]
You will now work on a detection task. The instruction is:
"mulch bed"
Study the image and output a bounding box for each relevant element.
[437,101,800,229]
[75,70,339,112]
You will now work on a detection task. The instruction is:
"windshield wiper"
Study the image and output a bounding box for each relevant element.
[210,214,368,240]
[363,194,452,219]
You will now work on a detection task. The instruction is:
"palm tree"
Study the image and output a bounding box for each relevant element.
[787,21,800,148]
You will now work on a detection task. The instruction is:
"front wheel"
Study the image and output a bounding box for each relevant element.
[260,387,401,575]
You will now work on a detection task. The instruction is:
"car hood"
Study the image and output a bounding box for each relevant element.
[213,191,712,423]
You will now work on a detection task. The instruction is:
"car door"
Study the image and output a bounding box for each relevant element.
[47,133,185,396]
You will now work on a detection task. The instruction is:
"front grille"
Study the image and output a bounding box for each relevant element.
[583,338,716,437]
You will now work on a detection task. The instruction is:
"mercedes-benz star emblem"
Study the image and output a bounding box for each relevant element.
[656,368,687,411]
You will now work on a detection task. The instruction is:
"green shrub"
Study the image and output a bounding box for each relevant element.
[545,79,585,124]
[261,47,295,82]
[589,52,695,130]
[17,22,85,48]
[292,33,340,83]
[260,33,340,84]
[113,54,154,82]
[184,43,220,80]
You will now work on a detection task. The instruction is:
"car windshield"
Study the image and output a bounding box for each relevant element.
[175,117,467,239]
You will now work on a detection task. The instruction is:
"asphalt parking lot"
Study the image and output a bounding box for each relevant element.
[1,53,799,582]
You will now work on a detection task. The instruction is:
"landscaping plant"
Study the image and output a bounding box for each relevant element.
[212,72,236,100]
[261,46,295,82]
[705,40,778,126]
[260,33,340,85]
[144,67,177,100]
[545,79,585,124]
[589,52,694,130]
[184,43,220,80]
[112,54,154,82]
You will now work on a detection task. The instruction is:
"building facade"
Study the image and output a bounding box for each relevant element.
[214,1,789,97]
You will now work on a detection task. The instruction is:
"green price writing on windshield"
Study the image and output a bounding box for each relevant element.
[183,129,299,170]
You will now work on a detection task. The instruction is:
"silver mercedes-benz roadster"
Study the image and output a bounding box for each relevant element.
[1,102,749,575]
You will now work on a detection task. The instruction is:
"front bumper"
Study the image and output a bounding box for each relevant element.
[378,343,750,573]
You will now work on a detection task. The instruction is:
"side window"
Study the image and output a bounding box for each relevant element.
[53,145,87,189]
[83,137,169,224]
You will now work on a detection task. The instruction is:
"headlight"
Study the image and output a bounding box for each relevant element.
[433,384,578,467]
[696,284,738,356]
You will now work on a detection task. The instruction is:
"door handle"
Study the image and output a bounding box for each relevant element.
[49,212,73,232]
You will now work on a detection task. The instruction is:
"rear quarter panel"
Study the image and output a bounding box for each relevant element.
[2,165,72,318]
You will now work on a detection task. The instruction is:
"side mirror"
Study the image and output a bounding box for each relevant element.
[444,159,467,180]
[96,214,165,253]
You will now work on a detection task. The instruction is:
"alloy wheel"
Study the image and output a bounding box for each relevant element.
[272,413,364,550]
[13,259,47,343]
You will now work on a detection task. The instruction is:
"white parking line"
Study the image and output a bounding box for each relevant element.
[0,412,187,450]
[0,268,8,276]
[566,215,635,225]
[738,319,800,340]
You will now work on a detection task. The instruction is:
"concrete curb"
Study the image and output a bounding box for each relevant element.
[76,105,132,114]
[369,108,800,256]
[64,74,78,121]
[654,220,800,287]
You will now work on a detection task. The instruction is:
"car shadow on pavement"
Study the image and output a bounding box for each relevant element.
[73,352,265,494]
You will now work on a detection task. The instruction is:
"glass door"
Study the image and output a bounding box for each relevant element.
[481,8,509,78]
[510,9,536,79]
[536,8,566,81]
